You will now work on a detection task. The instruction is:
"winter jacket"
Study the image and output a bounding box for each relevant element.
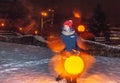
[60,29,78,51]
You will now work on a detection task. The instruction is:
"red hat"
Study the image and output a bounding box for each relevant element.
[63,20,73,28]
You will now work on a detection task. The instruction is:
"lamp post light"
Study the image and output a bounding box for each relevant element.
[40,11,48,34]
[48,9,54,25]
[40,9,55,36]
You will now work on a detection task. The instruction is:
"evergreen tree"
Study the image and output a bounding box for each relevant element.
[88,4,110,42]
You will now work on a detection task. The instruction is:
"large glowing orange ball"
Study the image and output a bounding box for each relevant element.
[77,25,85,32]
[64,56,84,75]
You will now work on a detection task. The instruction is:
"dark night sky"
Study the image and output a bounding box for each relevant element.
[30,0,120,26]
[1,0,120,26]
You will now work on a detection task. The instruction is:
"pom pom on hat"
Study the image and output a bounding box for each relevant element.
[63,20,73,28]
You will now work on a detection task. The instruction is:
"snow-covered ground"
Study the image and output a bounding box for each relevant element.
[0,41,120,83]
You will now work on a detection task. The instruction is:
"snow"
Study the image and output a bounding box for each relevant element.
[0,41,120,83]
[85,40,120,57]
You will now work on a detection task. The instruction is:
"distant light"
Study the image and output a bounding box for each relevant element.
[73,10,81,18]
[34,30,38,35]
[77,25,85,32]
[1,23,5,27]
[0,22,5,27]
[41,11,48,17]
[19,27,23,31]
[48,9,54,12]
[110,37,120,40]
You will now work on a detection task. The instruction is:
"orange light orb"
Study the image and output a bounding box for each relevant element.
[77,25,85,32]
[41,11,48,17]
[19,27,23,31]
[64,56,84,75]
[73,10,81,18]
[1,23,5,27]
[34,30,38,35]
[74,12,81,18]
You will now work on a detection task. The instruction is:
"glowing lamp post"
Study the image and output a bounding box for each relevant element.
[48,9,54,25]
[40,11,48,33]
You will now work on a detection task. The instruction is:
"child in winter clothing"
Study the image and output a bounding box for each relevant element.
[60,20,78,52]
[56,20,79,82]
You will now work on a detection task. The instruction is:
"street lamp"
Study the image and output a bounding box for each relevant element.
[41,11,48,17]
[48,9,54,25]
[40,9,55,36]
[40,11,48,33]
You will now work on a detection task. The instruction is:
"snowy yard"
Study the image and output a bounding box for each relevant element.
[0,41,120,83]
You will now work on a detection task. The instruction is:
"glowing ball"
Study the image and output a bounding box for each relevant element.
[64,56,84,75]
[77,25,85,32]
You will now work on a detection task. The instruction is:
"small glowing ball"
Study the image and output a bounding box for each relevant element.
[77,25,85,32]
[64,56,84,75]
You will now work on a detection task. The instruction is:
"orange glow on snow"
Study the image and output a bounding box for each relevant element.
[77,74,109,83]
[49,51,96,78]
[47,36,65,52]
[80,31,95,40]
[64,56,84,75]
[77,52,96,78]
[47,34,96,79]
[77,38,88,50]
[77,25,85,32]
